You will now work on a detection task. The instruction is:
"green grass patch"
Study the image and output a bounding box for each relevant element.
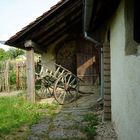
[0,96,58,135]
[82,113,99,139]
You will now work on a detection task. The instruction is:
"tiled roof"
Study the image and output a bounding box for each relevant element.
[5,0,82,53]
[6,0,76,45]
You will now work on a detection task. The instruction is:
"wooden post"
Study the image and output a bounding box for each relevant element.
[16,63,20,89]
[24,40,35,103]
[5,61,9,92]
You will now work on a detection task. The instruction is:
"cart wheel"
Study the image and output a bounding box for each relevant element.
[53,74,79,105]
[35,78,52,99]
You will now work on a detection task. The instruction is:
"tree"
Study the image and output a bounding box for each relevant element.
[7,48,25,59]
[0,48,8,60]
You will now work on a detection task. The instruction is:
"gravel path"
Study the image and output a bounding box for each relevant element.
[27,86,118,140]
[95,122,118,140]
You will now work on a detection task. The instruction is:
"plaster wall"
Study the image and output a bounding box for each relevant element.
[110,0,140,140]
[41,46,56,71]
[41,41,77,73]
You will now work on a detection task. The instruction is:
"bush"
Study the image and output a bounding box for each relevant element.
[82,113,99,138]
[9,70,16,85]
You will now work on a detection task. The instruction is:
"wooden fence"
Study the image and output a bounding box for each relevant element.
[0,61,26,92]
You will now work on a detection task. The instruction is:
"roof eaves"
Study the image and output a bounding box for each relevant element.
[5,0,70,45]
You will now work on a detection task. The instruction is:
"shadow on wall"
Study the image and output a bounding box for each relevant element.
[76,39,100,86]
[55,39,100,86]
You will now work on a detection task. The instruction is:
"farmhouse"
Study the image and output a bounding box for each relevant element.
[85,0,140,140]
[5,0,140,139]
[5,0,99,85]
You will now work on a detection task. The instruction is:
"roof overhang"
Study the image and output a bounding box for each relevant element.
[83,0,120,43]
[85,0,120,34]
[5,0,82,53]
[93,0,120,30]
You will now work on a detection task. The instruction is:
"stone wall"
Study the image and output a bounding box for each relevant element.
[41,45,56,71]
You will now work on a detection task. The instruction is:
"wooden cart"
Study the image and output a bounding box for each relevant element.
[35,63,81,105]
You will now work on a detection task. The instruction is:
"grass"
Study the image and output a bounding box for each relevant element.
[82,113,99,139]
[0,95,58,136]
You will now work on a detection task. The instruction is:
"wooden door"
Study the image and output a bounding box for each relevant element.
[77,40,96,85]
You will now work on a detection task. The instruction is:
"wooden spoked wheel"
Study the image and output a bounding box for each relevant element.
[53,74,79,105]
[35,76,53,99]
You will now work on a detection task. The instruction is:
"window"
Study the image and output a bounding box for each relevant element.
[134,0,140,42]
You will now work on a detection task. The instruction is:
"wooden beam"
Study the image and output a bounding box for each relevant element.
[37,10,82,43]
[24,40,35,102]
[32,3,82,40]
[24,40,43,53]
[41,17,82,46]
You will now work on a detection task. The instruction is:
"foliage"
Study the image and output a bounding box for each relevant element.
[9,70,16,85]
[0,48,25,61]
[7,48,25,59]
[82,113,99,138]
[0,61,4,70]
[0,96,58,135]
[83,114,98,126]
[0,48,8,60]
[84,125,97,137]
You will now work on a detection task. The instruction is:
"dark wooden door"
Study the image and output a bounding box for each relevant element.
[77,40,95,85]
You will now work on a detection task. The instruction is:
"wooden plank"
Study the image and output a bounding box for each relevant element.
[77,40,95,85]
